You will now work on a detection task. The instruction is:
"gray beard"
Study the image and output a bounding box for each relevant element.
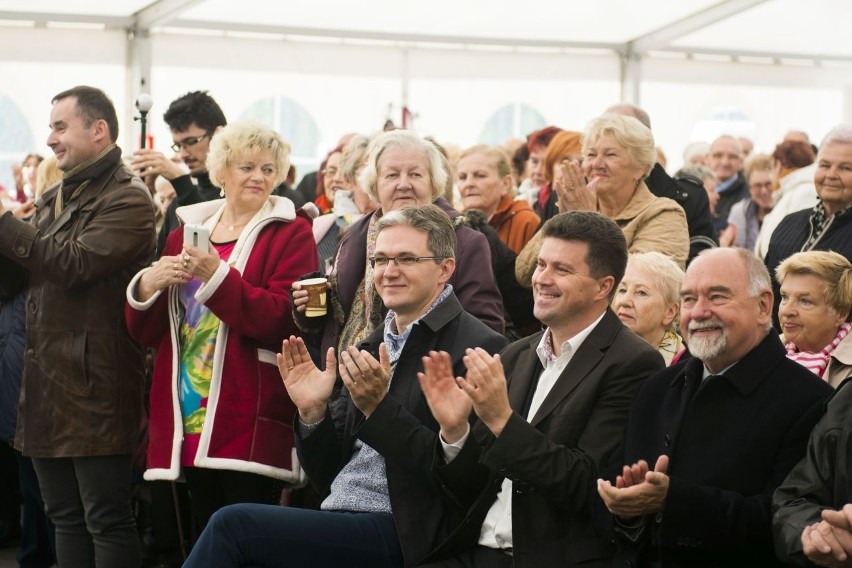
[688,327,728,363]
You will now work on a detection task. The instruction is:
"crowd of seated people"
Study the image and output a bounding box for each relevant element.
[2,86,852,568]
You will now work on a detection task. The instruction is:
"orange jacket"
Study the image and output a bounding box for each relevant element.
[489,195,540,254]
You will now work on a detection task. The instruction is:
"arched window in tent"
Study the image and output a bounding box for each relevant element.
[239,96,321,184]
[479,103,547,145]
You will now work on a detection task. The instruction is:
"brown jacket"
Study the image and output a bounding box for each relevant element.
[0,145,155,457]
[489,195,540,254]
[515,183,689,286]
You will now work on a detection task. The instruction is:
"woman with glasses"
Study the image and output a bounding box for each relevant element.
[125,121,319,531]
[722,154,774,249]
[293,129,504,374]
[311,135,379,273]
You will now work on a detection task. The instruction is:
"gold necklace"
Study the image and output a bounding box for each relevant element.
[220,216,251,231]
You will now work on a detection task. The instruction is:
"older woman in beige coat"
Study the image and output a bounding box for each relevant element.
[516,114,688,286]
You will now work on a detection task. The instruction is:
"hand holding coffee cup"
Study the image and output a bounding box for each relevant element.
[293,278,329,317]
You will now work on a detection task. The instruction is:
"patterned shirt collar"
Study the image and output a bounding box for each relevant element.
[535,311,605,366]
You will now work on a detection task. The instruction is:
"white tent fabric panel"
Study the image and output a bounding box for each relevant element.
[1,0,852,191]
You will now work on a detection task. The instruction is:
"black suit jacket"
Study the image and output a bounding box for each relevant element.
[297,292,507,568]
[424,309,664,567]
[612,332,833,567]
[646,163,718,264]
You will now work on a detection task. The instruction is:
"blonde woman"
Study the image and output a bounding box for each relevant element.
[612,251,685,365]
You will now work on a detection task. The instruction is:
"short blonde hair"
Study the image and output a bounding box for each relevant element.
[206,121,291,188]
[339,134,370,184]
[359,130,448,205]
[583,114,656,177]
[776,251,852,321]
[744,153,773,181]
[626,252,685,308]
[35,156,62,197]
[459,144,515,197]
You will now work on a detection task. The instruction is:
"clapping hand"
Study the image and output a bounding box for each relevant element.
[339,344,391,418]
[417,350,472,444]
[597,455,670,520]
[554,159,597,213]
[278,336,336,424]
[801,505,852,567]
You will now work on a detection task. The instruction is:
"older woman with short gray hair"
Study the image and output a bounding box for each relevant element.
[293,129,503,367]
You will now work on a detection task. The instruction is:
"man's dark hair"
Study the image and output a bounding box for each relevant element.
[163,91,227,133]
[52,85,119,143]
[541,211,628,298]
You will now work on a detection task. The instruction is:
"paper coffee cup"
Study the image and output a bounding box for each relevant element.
[295,277,328,317]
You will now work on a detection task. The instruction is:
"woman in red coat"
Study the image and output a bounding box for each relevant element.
[125,121,318,530]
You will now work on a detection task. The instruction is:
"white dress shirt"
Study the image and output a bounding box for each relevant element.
[442,312,605,551]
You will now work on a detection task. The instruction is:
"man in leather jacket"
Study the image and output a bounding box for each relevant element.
[0,85,155,568]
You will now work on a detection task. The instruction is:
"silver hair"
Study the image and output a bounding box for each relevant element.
[693,248,773,332]
[358,130,449,206]
[820,124,852,148]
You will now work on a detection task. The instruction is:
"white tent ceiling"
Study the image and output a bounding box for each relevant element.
[2,0,851,61]
[1,0,851,189]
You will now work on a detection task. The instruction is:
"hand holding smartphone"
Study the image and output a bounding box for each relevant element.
[183,224,210,253]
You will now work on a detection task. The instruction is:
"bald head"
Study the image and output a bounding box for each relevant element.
[606,103,651,131]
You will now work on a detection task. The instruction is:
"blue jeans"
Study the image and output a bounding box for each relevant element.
[32,454,140,568]
[183,504,403,568]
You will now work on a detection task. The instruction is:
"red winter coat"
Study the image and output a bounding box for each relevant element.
[126,197,318,482]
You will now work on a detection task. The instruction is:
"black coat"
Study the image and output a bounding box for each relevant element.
[773,379,852,565]
[424,309,664,567]
[764,205,852,328]
[646,163,717,265]
[612,332,833,567]
[296,292,507,568]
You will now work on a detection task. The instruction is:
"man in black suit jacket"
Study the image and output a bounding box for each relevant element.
[418,211,664,567]
[598,248,833,567]
[180,204,507,568]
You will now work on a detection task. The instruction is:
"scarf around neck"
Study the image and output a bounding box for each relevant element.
[786,322,852,379]
[55,144,122,218]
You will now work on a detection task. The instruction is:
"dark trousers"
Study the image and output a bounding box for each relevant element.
[0,442,19,545]
[183,504,403,568]
[15,451,55,568]
[32,454,140,568]
[420,546,514,568]
[182,466,282,532]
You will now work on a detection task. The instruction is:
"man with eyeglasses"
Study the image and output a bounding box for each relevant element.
[180,204,507,568]
[131,90,228,255]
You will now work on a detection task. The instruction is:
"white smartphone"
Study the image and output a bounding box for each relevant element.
[183,224,210,253]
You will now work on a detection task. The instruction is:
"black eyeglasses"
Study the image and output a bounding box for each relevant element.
[171,132,212,153]
[369,255,444,268]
